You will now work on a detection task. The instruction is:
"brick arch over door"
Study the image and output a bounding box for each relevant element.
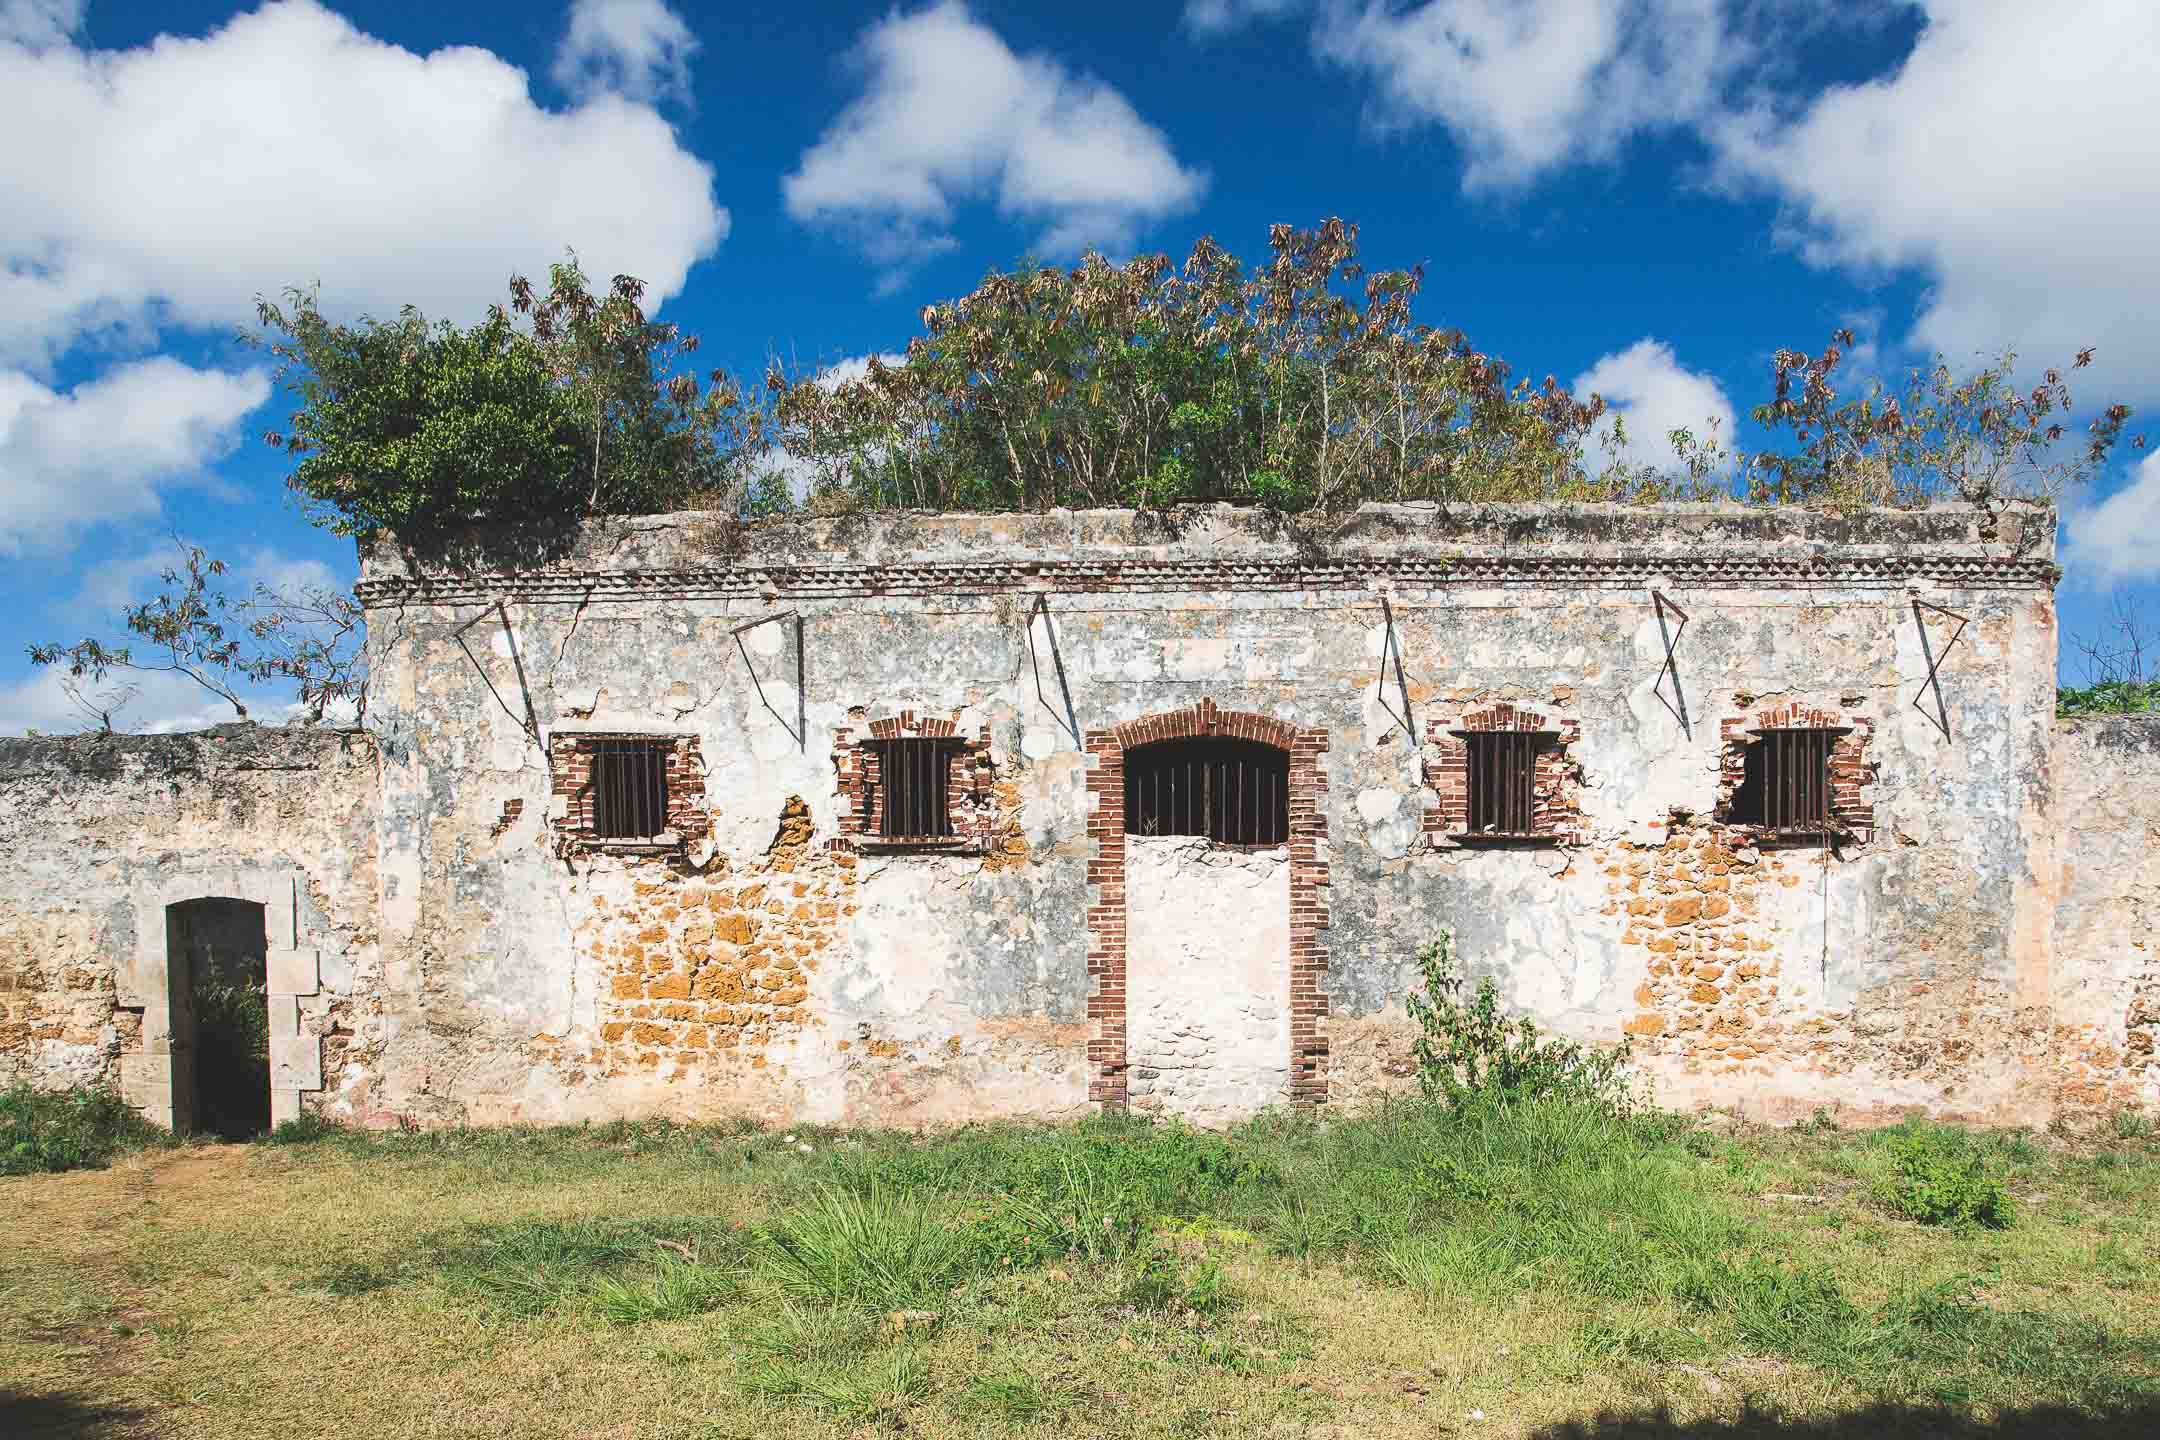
[1084,699,1330,1109]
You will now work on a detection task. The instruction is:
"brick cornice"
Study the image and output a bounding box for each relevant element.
[357,550,2056,608]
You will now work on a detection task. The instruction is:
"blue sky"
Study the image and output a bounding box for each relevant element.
[3,0,2156,732]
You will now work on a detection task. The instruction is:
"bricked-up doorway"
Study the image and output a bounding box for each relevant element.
[166,899,270,1139]
[1085,701,1329,1120]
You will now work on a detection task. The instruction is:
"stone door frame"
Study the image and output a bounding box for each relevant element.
[117,864,323,1131]
[1083,699,1331,1109]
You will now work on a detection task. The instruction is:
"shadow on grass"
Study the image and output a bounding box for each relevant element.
[0,1387,158,1438]
[1533,1399,2160,1439]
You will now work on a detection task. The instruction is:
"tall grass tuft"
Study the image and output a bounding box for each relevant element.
[588,1254,737,1325]
[756,1185,978,1309]
[742,1347,931,1421]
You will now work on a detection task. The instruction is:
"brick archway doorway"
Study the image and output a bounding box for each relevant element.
[1084,700,1330,1121]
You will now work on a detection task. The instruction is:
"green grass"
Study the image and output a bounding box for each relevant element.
[5,1098,2158,1438]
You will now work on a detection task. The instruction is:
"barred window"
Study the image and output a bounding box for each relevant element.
[1124,737,1288,845]
[591,739,671,839]
[1461,730,1551,838]
[1730,728,1839,834]
[875,738,960,840]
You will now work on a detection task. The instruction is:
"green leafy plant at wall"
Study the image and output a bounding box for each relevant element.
[1,1085,165,1176]
[1874,1124,2017,1230]
[1404,930,1636,1115]
[2057,679,2160,716]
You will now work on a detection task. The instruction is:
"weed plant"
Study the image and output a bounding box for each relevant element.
[1873,1122,2018,1230]
[1,1084,166,1175]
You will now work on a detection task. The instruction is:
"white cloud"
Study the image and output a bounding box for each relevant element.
[1571,337,1735,474]
[1183,0,1307,36]
[0,662,321,735]
[0,359,269,553]
[552,0,699,106]
[2063,450,2160,587]
[783,1,1205,286]
[0,0,80,48]
[1313,0,1732,191]
[814,352,908,390]
[1710,1,2160,400]
[0,0,727,367]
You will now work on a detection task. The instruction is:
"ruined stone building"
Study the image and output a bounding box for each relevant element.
[3,503,2156,1132]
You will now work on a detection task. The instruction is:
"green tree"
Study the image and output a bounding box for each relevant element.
[252,288,589,543]
[508,257,779,517]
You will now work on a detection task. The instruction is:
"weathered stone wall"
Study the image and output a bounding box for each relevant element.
[2049,715,2160,1113]
[0,726,378,1126]
[336,501,2094,1128]
[11,503,2140,1130]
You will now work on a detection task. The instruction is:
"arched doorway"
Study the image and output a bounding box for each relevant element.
[1083,700,1332,1122]
[165,899,270,1139]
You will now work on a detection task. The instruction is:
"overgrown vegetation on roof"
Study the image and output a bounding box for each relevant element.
[251,219,2139,545]
[2058,681,2160,717]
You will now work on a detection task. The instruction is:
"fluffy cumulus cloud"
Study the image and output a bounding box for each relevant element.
[0,359,269,553]
[0,0,81,48]
[1711,1,2160,400]
[2063,451,2160,587]
[551,0,699,105]
[1571,338,1735,474]
[1310,0,1733,191]
[0,0,728,367]
[784,1,1206,289]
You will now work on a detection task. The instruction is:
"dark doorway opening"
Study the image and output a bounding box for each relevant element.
[167,898,270,1140]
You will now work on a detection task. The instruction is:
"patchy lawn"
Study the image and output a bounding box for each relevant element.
[2,1103,2157,1439]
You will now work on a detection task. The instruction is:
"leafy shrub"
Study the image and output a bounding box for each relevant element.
[2057,679,2160,716]
[1118,1240,1230,1316]
[1405,931,1635,1113]
[1875,1126,2016,1230]
[1,1084,165,1176]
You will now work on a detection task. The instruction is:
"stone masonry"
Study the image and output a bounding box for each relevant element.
[1,502,2155,1130]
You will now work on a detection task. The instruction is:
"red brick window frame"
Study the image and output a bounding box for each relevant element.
[1716,701,1874,846]
[832,710,996,854]
[1084,699,1331,1109]
[1424,702,1585,847]
[549,732,705,854]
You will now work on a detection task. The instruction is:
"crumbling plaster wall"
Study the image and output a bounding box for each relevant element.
[353,501,2078,1127]
[1126,835,1292,1123]
[0,726,378,1124]
[2050,715,2160,1113]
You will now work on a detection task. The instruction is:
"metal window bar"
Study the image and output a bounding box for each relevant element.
[592,740,669,839]
[1123,739,1287,845]
[1466,732,1541,836]
[877,739,955,840]
[1760,728,1832,834]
